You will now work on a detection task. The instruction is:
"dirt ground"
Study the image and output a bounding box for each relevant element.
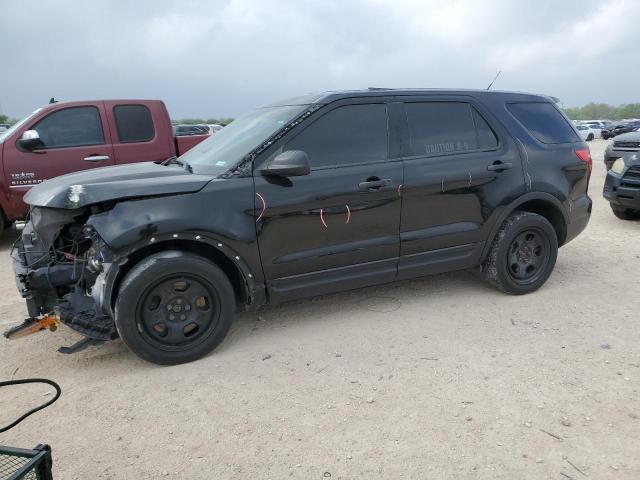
[0,139,638,479]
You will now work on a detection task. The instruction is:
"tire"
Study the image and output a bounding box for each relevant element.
[115,251,235,365]
[587,133,594,141]
[611,205,640,220]
[482,211,558,295]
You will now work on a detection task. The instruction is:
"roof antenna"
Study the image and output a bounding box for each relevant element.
[486,70,501,90]
[49,97,57,104]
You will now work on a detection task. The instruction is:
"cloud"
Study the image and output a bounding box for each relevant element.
[0,0,638,119]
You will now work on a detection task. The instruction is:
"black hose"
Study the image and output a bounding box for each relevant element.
[0,378,61,433]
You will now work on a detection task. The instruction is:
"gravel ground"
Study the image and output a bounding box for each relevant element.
[0,139,638,479]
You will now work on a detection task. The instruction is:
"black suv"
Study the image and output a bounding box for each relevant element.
[9,89,592,364]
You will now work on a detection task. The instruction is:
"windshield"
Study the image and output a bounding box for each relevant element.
[179,104,309,175]
[0,108,43,143]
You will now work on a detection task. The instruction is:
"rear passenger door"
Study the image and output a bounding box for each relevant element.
[397,97,525,280]
[104,101,176,164]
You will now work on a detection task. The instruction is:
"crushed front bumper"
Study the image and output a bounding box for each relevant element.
[8,213,119,350]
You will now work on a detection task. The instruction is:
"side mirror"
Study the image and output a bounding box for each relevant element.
[260,150,310,177]
[18,130,43,150]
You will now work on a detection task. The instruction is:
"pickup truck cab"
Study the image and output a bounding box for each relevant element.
[0,99,208,228]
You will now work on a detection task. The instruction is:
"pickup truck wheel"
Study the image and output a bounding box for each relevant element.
[115,251,234,365]
[611,205,640,220]
[587,133,594,141]
[482,211,558,295]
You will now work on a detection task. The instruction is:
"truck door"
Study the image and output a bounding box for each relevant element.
[3,103,114,217]
[103,101,176,164]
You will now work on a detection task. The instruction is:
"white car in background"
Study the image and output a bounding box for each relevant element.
[576,124,599,141]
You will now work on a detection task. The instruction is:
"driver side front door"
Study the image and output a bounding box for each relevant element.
[253,101,403,303]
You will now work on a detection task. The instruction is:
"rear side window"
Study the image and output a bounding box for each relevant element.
[404,102,498,157]
[507,102,579,144]
[113,104,155,143]
[32,106,104,148]
[285,104,388,168]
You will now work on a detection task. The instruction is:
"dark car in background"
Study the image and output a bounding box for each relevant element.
[8,88,592,364]
[603,152,640,219]
[173,124,210,136]
[602,121,640,140]
[604,130,640,169]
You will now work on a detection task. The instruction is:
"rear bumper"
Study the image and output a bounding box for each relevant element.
[565,194,592,245]
[603,172,640,209]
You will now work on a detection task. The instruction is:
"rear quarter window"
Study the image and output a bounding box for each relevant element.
[507,102,579,144]
[114,104,155,143]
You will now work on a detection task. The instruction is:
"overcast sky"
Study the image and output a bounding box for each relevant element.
[1,0,638,119]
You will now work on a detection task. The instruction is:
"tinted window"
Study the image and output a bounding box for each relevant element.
[114,104,155,143]
[285,104,388,168]
[507,102,579,144]
[472,108,498,150]
[32,107,104,148]
[405,102,488,157]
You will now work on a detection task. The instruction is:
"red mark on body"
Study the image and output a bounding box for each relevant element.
[346,205,351,224]
[255,192,266,222]
[320,208,328,228]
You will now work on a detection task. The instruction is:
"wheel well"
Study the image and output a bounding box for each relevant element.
[515,199,567,245]
[111,239,248,309]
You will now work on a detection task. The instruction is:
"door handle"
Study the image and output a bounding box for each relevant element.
[487,161,512,171]
[358,178,392,190]
[84,155,110,162]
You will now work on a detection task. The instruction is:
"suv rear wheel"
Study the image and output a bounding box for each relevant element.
[115,251,235,365]
[483,211,558,295]
[610,205,640,220]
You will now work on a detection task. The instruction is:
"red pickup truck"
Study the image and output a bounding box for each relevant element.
[0,99,209,230]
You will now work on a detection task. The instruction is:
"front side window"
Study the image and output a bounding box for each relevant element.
[405,102,497,157]
[284,104,388,168]
[32,106,104,148]
[114,104,155,143]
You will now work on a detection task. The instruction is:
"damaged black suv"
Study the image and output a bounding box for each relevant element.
[9,89,592,364]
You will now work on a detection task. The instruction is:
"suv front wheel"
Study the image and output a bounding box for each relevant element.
[115,251,235,365]
[483,211,558,295]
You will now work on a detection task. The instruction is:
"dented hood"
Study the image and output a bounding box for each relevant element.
[24,162,212,209]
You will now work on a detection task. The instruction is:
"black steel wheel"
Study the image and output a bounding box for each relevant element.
[483,211,558,295]
[115,251,235,365]
[138,274,221,350]
[506,229,550,285]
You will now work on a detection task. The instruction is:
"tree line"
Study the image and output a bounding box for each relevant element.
[563,103,640,121]
[0,114,17,125]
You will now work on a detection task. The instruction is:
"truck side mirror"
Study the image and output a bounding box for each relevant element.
[18,130,43,151]
[260,150,310,177]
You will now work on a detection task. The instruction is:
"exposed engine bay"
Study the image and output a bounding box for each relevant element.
[9,206,118,352]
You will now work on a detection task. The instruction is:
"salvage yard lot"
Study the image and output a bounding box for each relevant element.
[0,139,638,479]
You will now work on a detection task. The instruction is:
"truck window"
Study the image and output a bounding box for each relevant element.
[32,106,104,148]
[285,104,388,169]
[114,104,155,143]
[405,102,494,157]
[507,102,579,144]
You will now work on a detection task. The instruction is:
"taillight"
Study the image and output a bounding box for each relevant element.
[575,148,592,176]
